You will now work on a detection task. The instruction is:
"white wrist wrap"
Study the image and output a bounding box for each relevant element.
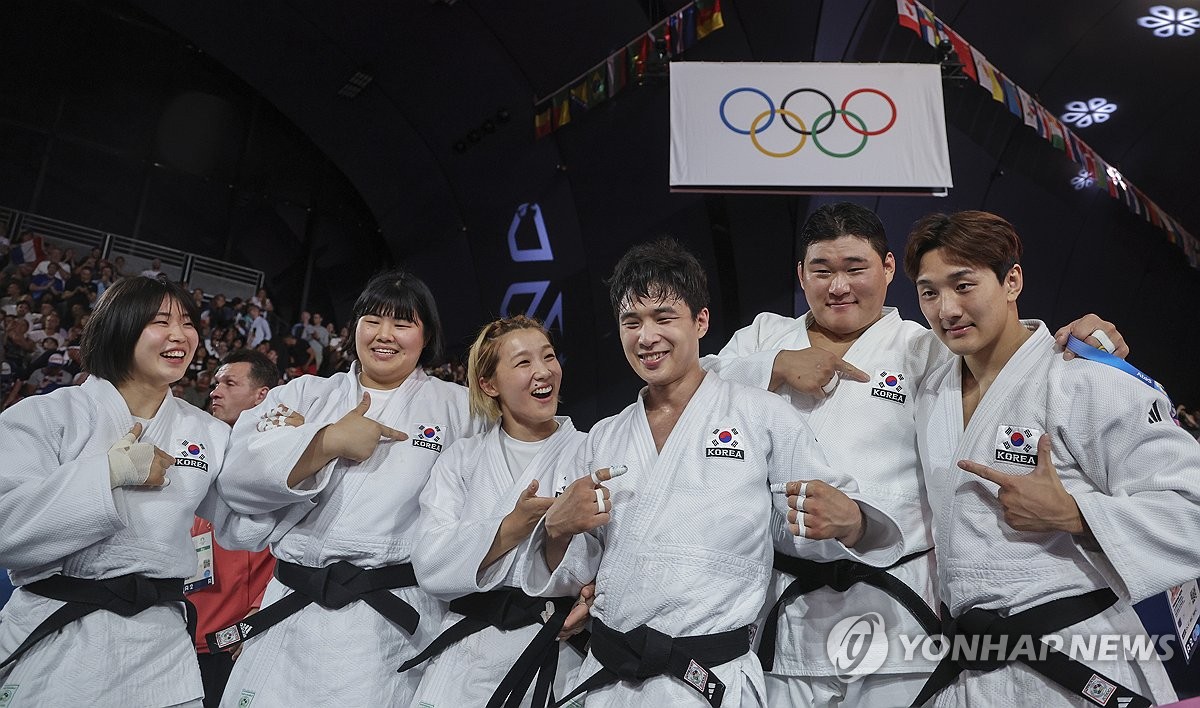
[108,434,154,488]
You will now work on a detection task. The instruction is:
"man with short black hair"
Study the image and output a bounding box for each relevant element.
[704,203,1127,707]
[527,236,903,707]
[192,348,280,707]
[905,210,1200,707]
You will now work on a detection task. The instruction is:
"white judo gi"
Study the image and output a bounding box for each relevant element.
[0,375,257,707]
[216,365,478,708]
[915,321,1200,707]
[704,309,949,705]
[523,372,904,708]
[410,417,587,708]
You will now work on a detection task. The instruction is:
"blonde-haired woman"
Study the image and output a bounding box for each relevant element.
[409,316,589,708]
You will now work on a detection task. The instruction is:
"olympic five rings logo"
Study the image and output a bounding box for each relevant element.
[718,87,897,158]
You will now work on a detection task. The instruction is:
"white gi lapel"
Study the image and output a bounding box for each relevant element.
[958,322,1047,471]
[82,376,136,447]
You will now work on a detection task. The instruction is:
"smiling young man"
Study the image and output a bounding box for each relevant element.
[906,211,1200,708]
[703,203,1131,707]
[524,237,904,708]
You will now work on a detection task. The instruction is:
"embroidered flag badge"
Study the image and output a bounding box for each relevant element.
[174,439,209,471]
[706,427,745,460]
[412,424,443,453]
[993,425,1042,467]
[871,370,907,404]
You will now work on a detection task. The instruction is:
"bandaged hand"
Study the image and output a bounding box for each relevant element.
[958,434,1085,534]
[108,422,174,488]
[780,479,865,546]
[256,403,305,431]
[770,348,869,398]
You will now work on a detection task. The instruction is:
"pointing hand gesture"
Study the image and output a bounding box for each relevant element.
[958,434,1085,534]
[771,348,870,398]
[328,393,409,462]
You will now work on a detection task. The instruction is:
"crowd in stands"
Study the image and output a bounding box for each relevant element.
[0,230,468,414]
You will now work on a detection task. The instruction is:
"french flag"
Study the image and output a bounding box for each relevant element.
[9,234,45,265]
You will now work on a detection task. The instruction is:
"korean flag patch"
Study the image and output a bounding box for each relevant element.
[412,424,443,453]
[174,439,209,472]
[870,370,907,404]
[706,427,745,460]
[993,425,1042,467]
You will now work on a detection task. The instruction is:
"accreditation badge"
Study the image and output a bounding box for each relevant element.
[184,530,216,594]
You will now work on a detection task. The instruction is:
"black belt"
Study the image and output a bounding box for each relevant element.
[0,573,194,670]
[205,559,419,653]
[399,588,589,708]
[911,588,1151,708]
[556,618,751,707]
[758,548,938,672]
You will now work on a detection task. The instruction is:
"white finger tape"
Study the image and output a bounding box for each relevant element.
[1089,328,1116,354]
[595,488,605,509]
[821,374,839,395]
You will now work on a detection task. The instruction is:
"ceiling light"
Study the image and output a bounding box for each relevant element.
[1071,169,1094,190]
[1137,6,1200,37]
[1062,98,1116,128]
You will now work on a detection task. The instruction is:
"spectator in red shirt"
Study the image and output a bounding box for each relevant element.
[192,348,279,707]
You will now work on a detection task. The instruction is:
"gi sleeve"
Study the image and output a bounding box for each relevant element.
[763,395,905,567]
[701,312,797,390]
[217,380,337,514]
[412,439,516,599]
[0,395,126,570]
[520,441,602,597]
[1062,373,1200,604]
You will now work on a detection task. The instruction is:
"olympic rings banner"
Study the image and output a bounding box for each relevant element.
[670,62,953,194]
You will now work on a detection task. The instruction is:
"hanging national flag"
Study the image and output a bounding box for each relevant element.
[682,5,698,50]
[534,105,552,138]
[1033,103,1052,141]
[897,0,920,32]
[1046,113,1066,150]
[999,74,1021,116]
[589,67,608,106]
[1090,150,1108,190]
[607,48,628,97]
[1017,86,1039,130]
[916,2,938,45]
[628,34,650,80]
[1149,200,1165,229]
[1077,138,1100,183]
[696,0,724,38]
[970,47,1003,102]
[1063,128,1081,164]
[1125,183,1143,216]
[668,12,684,55]
[935,20,978,82]
[552,91,571,128]
[569,80,590,111]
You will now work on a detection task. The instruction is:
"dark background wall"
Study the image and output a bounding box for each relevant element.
[1,0,1196,428]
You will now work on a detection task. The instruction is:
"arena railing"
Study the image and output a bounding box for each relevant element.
[1,206,263,301]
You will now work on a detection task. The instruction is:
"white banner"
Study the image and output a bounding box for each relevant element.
[670,62,952,194]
